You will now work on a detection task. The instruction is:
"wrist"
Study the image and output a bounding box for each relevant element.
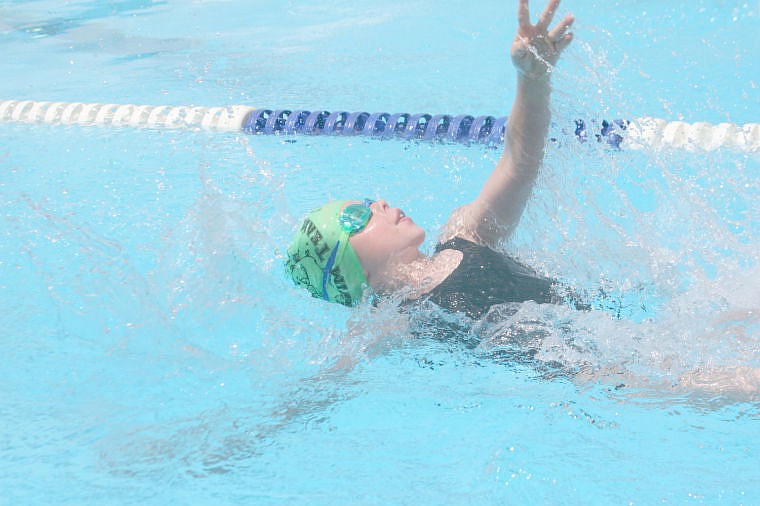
[516,73,552,102]
[516,69,552,85]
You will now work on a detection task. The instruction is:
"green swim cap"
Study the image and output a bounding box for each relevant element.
[285,201,368,306]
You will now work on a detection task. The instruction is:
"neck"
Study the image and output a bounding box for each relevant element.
[368,250,431,295]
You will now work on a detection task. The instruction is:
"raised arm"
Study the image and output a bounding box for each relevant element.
[441,0,574,248]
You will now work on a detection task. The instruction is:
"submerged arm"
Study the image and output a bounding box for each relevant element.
[442,0,573,248]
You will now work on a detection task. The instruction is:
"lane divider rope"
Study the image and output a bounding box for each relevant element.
[1,99,757,152]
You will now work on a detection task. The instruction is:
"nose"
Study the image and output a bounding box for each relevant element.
[374,199,390,211]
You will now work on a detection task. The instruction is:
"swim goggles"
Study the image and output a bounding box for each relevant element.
[338,198,375,234]
[322,199,374,300]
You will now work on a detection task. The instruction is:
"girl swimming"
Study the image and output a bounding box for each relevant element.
[286,0,576,317]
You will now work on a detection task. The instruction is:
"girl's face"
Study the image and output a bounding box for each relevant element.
[348,199,425,280]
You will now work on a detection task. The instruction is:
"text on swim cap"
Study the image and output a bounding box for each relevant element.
[302,219,331,261]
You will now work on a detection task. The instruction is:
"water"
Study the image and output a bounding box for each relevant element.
[1,0,759,504]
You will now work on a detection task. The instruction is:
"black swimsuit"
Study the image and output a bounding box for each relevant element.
[410,237,600,378]
[424,237,558,318]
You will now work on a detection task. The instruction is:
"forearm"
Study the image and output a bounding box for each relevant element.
[447,76,554,246]
[482,76,553,220]
[503,74,552,180]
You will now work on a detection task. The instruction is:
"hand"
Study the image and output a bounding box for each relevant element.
[511,0,574,79]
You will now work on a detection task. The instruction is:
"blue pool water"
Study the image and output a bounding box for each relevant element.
[1,1,759,504]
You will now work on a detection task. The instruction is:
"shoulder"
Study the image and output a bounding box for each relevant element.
[438,205,480,245]
[439,204,507,251]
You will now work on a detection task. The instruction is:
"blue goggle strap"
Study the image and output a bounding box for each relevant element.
[322,240,341,300]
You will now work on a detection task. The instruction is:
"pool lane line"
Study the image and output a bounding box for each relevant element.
[1,100,758,152]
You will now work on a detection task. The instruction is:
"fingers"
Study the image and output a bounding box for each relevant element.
[517,0,531,29]
[516,0,574,55]
[548,13,574,47]
[554,31,574,53]
[536,0,561,32]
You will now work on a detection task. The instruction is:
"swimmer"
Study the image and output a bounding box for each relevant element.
[286,0,576,318]
[282,0,760,406]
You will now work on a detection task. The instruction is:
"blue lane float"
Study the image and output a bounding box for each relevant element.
[242,108,629,148]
